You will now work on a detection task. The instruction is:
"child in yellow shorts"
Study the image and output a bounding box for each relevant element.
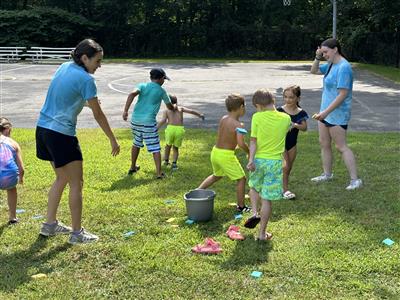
[198,94,251,213]
[157,95,204,170]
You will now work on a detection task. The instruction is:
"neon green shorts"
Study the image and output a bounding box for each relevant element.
[210,146,245,180]
[248,158,283,200]
[165,125,185,147]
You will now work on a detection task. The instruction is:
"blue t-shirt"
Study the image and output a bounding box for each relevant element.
[37,62,97,136]
[320,58,353,125]
[132,82,171,125]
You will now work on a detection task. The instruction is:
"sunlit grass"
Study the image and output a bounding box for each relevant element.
[0,129,399,299]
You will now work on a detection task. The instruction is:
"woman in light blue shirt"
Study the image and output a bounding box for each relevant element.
[310,38,362,190]
[36,39,120,244]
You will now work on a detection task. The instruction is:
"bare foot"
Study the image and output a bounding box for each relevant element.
[257,232,273,241]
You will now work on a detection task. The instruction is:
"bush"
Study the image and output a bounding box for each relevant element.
[0,8,97,47]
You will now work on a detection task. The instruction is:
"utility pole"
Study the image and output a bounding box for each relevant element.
[332,0,337,39]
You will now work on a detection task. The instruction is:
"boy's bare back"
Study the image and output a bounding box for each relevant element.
[215,115,243,150]
[165,107,184,126]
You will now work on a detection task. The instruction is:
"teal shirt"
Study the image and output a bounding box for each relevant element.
[132,82,171,125]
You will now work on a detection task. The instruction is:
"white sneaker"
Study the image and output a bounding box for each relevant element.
[346,179,363,190]
[311,173,333,182]
[69,228,99,244]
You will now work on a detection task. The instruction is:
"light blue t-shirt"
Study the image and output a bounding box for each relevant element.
[320,58,353,125]
[132,82,171,125]
[37,62,97,136]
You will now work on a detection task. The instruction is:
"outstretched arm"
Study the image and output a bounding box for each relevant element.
[181,107,205,120]
[123,89,140,121]
[88,97,120,156]
[157,110,168,130]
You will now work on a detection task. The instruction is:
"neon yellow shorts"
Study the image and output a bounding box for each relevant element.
[165,125,185,147]
[210,146,245,180]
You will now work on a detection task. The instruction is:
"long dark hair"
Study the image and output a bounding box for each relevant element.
[71,39,103,72]
[321,38,347,77]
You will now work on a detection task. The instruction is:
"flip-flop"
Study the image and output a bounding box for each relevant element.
[156,172,166,179]
[226,225,245,241]
[128,166,140,175]
[8,218,19,225]
[283,191,296,200]
[244,215,261,229]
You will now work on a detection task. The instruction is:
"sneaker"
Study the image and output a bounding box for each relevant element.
[171,162,178,170]
[164,160,170,166]
[346,179,363,190]
[236,205,251,213]
[69,228,99,245]
[311,173,333,182]
[40,221,72,236]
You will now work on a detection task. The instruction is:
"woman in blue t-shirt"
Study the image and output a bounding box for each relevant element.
[36,39,120,244]
[310,38,362,190]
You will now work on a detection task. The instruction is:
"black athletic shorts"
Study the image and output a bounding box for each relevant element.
[320,120,348,130]
[36,126,83,168]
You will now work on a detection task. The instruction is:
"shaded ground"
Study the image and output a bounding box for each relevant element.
[0,62,399,131]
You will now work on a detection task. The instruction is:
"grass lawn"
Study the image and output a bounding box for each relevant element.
[355,63,400,83]
[1,129,399,299]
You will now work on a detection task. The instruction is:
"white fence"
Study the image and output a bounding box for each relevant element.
[0,46,74,64]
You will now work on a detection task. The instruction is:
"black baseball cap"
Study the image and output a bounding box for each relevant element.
[150,68,170,80]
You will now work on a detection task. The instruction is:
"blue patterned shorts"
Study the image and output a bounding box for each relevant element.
[131,122,161,153]
[248,158,283,200]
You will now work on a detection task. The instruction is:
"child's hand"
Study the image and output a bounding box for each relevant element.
[247,161,255,172]
[122,111,128,121]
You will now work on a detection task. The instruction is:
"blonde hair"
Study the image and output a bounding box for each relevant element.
[252,89,275,106]
[0,117,12,133]
[225,93,245,112]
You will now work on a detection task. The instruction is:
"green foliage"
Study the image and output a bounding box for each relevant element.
[0,8,97,47]
[0,129,399,299]
[0,1,398,66]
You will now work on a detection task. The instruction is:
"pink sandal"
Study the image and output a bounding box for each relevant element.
[226,225,245,241]
[192,238,222,254]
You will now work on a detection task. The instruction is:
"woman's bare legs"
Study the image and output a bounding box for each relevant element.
[318,122,333,175]
[329,126,358,180]
[47,161,83,231]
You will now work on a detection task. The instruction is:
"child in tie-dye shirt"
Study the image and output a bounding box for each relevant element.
[0,117,24,225]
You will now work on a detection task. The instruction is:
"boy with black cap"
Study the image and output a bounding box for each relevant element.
[123,68,175,179]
